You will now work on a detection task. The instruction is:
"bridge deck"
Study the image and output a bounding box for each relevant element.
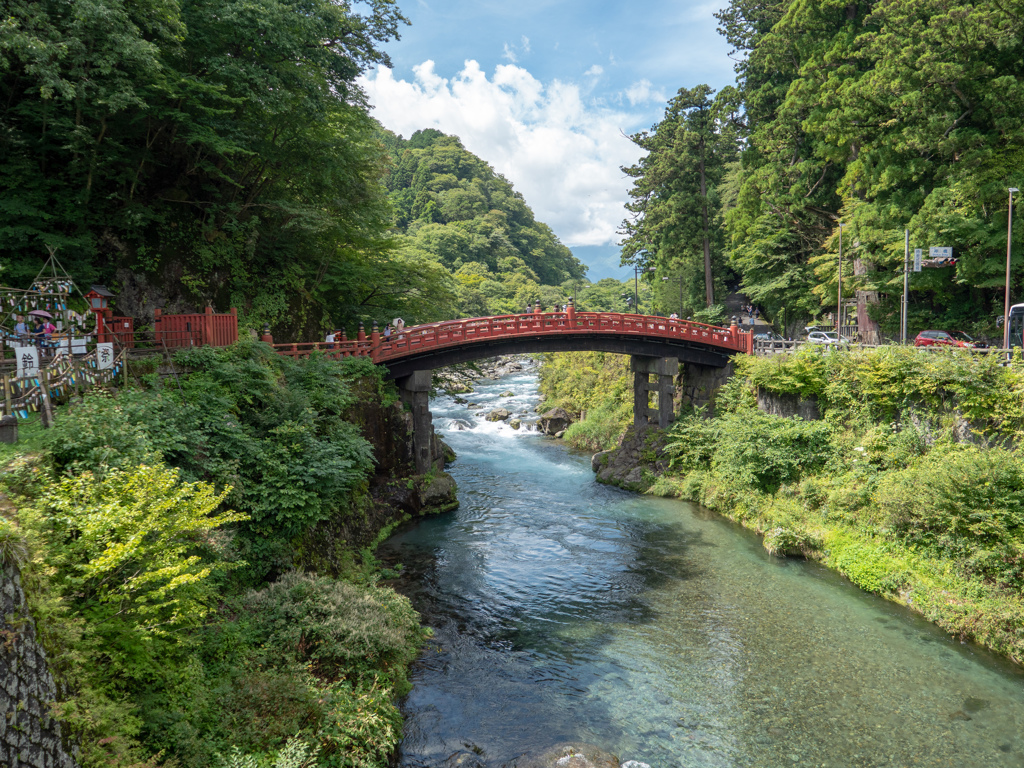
[271,311,752,369]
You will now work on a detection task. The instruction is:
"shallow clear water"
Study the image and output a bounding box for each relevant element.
[381,366,1024,768]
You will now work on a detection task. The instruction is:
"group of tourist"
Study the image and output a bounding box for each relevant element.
[11,314,57,351]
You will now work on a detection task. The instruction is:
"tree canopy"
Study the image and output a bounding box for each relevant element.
[623,0,1024,339]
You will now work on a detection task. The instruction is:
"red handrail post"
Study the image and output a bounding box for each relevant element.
[261,325,274,344]
[203,306,214,346]
[229,307,238,344]
[567,297,576,321]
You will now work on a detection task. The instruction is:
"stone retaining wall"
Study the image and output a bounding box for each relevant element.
[1,561,78,768]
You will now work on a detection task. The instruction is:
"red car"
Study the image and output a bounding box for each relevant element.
[914,330,973,348]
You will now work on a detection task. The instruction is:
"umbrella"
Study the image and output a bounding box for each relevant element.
[28,310,53,318]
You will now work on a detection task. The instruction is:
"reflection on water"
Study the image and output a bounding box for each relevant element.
[380,365,1024,768]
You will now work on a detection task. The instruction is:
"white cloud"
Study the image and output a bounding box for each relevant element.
[624,79,666,107]
[584,64,604,77]
[502,43,517,63]
[361,61,647,248]
[521,35,531,53]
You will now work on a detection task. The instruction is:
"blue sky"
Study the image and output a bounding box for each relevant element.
[361,0,738,280]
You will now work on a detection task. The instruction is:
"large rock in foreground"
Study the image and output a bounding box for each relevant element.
[486,408,510,422]
[516,744,620,768]
[592,425,669,492]
[538,407,572,435]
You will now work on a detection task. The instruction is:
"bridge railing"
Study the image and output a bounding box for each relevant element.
[269,311,752,363]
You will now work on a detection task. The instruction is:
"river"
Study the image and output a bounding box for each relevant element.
[380,364,1024,768]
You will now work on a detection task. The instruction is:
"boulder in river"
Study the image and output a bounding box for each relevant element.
[450,419,473,431]
[499,390,515,397]
[538,407,572,435]
[467,403,481,409]
[516,744,620,768]
[554,429,566,439]
[486,408,510,422]
[510,419,522,430]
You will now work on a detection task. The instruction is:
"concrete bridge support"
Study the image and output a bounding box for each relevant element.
[396,369,434,474]
[631,356,678,429]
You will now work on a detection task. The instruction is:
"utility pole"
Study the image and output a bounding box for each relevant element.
[1005,188,1018,350]
[902,229,909,344]
[836,223,843,336]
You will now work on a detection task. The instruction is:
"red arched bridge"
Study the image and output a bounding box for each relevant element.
[268,308,752,473]
[269,309,752,377]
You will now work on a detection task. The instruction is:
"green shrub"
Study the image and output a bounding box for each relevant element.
[873,444,1024,588]
[709,411,833,493]
[664,412,721,472]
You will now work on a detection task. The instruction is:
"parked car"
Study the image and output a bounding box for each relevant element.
[950,331,989,349]
[914,330,973,348]
[806,331,849,346]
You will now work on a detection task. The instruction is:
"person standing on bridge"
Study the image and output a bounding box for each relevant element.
[395,318,405,333]
[325,329,335,349]
[384,324,392,341]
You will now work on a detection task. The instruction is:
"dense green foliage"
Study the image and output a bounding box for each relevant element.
[544,346,1024,663]
[1,345,426,768]
[621,86,738,313]
[0,0,421,336]
[624,0,1024,339]
[537,352,633,450]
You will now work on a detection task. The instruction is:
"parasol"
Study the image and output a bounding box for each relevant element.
[28,309,53,318]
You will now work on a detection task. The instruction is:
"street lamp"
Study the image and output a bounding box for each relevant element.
[837,222,844,336]
[1005,188,1018,350]
[662,276,684,317]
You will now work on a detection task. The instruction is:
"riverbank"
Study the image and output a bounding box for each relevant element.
[543,346,1024,666]
[0,342,456,768]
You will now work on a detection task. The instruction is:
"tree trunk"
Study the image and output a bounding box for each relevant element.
[699,139,714,307]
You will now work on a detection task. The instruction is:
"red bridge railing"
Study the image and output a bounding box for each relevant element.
[269,311,752,363]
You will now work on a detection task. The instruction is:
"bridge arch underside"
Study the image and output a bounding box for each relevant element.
[381,334,734,380]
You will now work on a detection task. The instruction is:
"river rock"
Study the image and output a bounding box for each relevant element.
[454,396,468,404]
[510,419,522,430]
[467,403,481,409]
[499,390,515,397]
[554,429,566,439]
[450,419,473,431]
[538,407,572,435]
[517,744,619,768]
[592,425,669,492]
[417,472,458,512]
[486,408,510,422]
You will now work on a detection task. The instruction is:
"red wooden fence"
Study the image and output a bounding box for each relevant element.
[155,307,238,348]
[98,312,135,349]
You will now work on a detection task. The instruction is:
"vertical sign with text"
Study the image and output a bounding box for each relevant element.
[16,346,39,379]
[97,342,114,370]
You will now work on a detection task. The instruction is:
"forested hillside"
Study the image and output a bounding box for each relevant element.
[381,129,587,316]
[625,0,1024,341]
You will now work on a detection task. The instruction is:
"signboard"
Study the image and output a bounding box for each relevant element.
[929,246,953,259]
[914,249,922,272]
[16,346,39,379]
[96,342,114,370]
[58,337,88,354]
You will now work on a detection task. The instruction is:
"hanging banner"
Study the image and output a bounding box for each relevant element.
[914,249,922,272]
[97,342,114,370]
[16,346,40,379]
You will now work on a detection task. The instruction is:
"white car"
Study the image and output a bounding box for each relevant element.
[806,330,849,346]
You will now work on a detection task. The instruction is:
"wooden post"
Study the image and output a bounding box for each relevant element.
[230,307,238,344]
[154,308,162,347]
[39,368,53,428]
[204,306,214,346]
[3,374,11,417]
[123,349,129,388]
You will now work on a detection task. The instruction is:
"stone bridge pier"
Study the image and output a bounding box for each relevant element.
[632,355,678,429]
[396,370,434,474]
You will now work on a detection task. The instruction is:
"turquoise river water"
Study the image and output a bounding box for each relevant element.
[380,366,1024,768]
